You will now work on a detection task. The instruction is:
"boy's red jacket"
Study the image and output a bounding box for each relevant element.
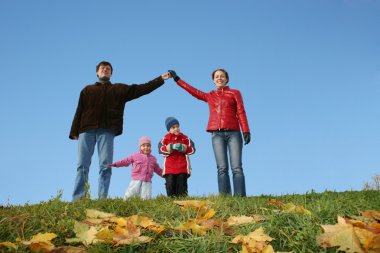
[158,132,195,176]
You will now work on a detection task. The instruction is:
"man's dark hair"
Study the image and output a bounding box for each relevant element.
[96,61,113,74]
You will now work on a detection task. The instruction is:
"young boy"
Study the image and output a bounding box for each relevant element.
[158,117,195,197]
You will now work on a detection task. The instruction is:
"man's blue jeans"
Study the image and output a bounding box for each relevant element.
[72,129,115,201]
[211,130,246,197]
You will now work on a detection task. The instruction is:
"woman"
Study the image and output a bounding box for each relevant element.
[168,69,251,196]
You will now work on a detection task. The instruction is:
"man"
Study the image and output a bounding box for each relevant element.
[69,61,170,201]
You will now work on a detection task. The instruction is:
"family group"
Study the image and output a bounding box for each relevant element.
[69,61,251,201]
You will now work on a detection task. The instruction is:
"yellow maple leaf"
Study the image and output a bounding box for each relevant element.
[226,215,265,226]
[174,220,211,235]
[95,227,115,242]
[147,224,166,234]
[126,215,166,234]
[316,216,364,253]
[114,224,141,238]
[127,215,155,227]
[231,227,273,244]
[231,227,276,253]
[110,216,129,227]
[197,209,216,221]
[112,223,151,246]
[86,209,115,219]
[282,203,312,216]
[262,244,276,253]
[0,241,18,251]
[66,221,104,245]
[174,200,211,212]
[22,232,57,253]
[266,200,311,216]
[247,227,274,242]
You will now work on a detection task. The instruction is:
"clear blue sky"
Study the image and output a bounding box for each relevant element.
[1,1,379,205]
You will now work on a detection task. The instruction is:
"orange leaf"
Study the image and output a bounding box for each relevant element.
[353,226,380,251]
[114,224,141,238]
[361,210,380,221]
[147,224,166,234]
[114,235,152,246]
[231,234,245,244]
[0,241,18,251]
[50,246,88,253]
[265,199,285,207]
[197,219,219,231]
[22,233,57,253]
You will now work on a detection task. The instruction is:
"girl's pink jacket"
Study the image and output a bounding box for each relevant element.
[110,151,163,182]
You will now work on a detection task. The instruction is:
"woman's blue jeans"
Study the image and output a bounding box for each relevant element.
[72,129,115,201]
[211,130,246,197]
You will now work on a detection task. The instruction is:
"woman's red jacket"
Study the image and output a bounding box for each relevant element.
[177,79,250,133]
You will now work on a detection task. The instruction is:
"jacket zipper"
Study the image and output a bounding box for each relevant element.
[101,84,108,126]
[145,154,149,181]
[218,88,224,130]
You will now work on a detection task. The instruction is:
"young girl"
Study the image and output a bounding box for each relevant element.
[109,136,163,200]
[158,117,196,197]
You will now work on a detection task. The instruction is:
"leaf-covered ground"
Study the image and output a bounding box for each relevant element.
[0,190,379,252]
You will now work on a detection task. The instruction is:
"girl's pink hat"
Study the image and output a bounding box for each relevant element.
[139,136,151,146]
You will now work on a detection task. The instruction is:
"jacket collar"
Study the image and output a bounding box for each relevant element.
[216,85,230,91]
[95,80,112,85]
[165,132,184,139]
[95,82,112,85]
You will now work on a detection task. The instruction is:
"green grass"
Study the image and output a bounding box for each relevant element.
[0,190,379,252]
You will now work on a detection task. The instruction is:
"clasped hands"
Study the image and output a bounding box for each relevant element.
[167,143,186,153]
[162,70,180,81]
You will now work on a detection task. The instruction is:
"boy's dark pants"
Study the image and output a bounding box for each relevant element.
[164,173,188,197]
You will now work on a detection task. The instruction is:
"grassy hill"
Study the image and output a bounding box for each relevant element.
[0,190,379,252]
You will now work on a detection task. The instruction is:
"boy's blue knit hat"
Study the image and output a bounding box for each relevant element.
[165,117,179,131]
